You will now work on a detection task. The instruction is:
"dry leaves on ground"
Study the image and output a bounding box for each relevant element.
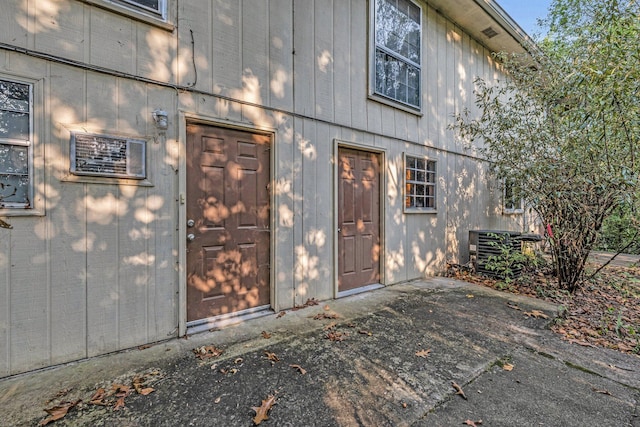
[446,258,640,355]
[326,331,348,342]
[313,312,340,320]
[193,345,224,360]
[40,371,161,424]
[292,298,320,311]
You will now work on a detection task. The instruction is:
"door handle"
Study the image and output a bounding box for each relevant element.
[187,233,195,242]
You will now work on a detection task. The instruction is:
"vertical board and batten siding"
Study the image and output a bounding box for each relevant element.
[0,0,526,377]
[0,1,179,376]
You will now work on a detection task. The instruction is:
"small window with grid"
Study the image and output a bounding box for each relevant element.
[503,178,523,213]
[405,155,436,211]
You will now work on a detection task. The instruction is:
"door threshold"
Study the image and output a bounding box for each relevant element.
[337,283,384,299]
[186,305,271,335]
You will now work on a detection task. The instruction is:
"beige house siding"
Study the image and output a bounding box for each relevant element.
[0,0,530,377]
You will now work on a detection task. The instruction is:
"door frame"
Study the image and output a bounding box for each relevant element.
[333,139,386,298]
[178,114,276,336]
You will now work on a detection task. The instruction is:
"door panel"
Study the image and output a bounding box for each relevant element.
[187,125,270,321]
[338,148,381,292]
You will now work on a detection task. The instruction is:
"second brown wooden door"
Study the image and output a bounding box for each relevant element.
[338,147,381,292]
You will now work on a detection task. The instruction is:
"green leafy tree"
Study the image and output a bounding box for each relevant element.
[453,0,640,292]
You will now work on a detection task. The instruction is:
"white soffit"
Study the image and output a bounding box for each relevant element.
[426,0,533,55]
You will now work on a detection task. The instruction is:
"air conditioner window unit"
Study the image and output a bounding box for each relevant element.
[70,132,146,179]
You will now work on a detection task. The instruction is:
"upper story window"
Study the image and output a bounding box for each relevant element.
[82,0,169,25]
[0,79,32,209]
[373,0,422,110]
[122,0,164,17]
[405,154,436,211]
[116,0,165,19]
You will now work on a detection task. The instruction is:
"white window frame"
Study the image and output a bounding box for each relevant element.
[80,0,171,29]
[503,178,524,214]
[370,0,422,112]
[0,75,44,216]
[404,153,436,213]
[118,0,166,19]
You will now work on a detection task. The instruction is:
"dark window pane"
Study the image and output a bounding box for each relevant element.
[0,173,29,206]
[0,144,28,174]
[126,0,160,11]
[0,111,30,140]
[0,80,29,113]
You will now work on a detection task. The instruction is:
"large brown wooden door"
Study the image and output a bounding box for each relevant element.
[186,124,270,321]
[338,148,381,292]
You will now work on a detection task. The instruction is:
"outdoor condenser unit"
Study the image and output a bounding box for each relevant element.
[468,230,522,277]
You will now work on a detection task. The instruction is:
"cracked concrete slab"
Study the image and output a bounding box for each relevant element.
[1,278,638,426]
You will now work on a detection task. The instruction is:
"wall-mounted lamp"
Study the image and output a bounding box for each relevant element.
[152,109,168,130]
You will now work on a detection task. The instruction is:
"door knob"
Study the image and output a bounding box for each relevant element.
[187,233,195,242]
[187,219,195,227]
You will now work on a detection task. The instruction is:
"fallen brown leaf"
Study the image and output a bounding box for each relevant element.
[415,349,432,358]
[463,419,483,426]
[502,363,514,371]
[292,298,320,311]
[313,312,340,320]
[112,384,132,398]
[89,388,107,405]
[38,400,81,426]
[113,396,126,411]
[326,331,348,341]
[193,345,224,360]
[261,331,272,339]
[251,393,277,425]
[276,311,286,318]
[452,381,467,400]
[524,310,549,319]
[264,351,280,363]
[358,330,373,336]
[133,377,155,395]
[323,322,337,331]
[290,364,307,375]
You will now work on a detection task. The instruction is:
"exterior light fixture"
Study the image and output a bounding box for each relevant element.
[152,109,169,130]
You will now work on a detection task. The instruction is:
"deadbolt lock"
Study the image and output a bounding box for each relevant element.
[187,219,195,227]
